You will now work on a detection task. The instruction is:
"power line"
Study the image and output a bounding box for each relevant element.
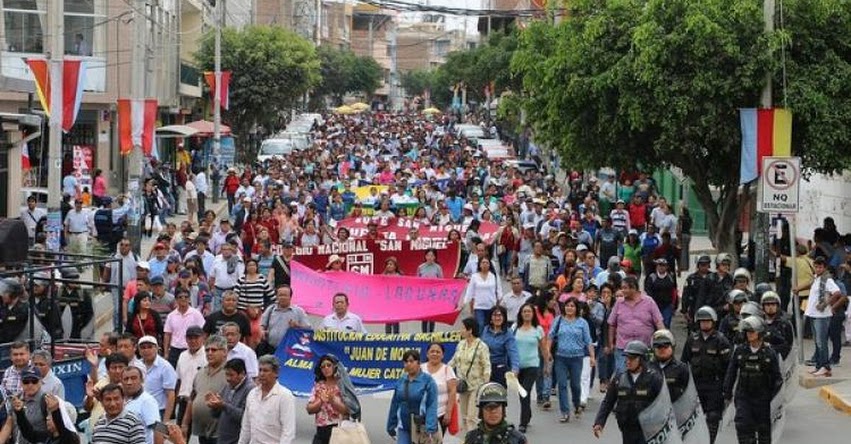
[355,0,558,17]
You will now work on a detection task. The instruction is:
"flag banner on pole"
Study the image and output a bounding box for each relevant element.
[739,108,792,184]
[638,382,684,444]
[25,58,87,132]
[117,98,158,156]
[204,70,232,110]
[21,141,31,171]
[672,376,710,444]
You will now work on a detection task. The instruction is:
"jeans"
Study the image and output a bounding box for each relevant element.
[554,356,583,415]
[212,287,230,312]
[491,364,508,387]
[197,191,207,221]
[660,304,673,329]
[385,323,400,334]
[518,367,539,426]
[596,342,613,382]
[474,309,491,333]
[395,427,413,444]
[613,348,627,376]
[536,357,552,402]
[830,311,846,363]
[812,316,831,370]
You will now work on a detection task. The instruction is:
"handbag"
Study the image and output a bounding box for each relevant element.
[329,420,371,444]
[448,401,460,435]
[455,342,480,394]
[550,315,562,356]
[255,306,277,356]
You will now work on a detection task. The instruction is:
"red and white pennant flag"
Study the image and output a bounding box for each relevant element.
[25,58,86,132]
[117,98,158,156]
[204,71,232,110]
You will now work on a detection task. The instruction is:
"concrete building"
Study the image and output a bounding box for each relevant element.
[396,22,467,72]
[0,0,246,218]
[350,3,394,101]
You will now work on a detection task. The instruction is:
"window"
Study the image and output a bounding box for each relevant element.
[64,0,106,56]
[3,0,45,53]
[434,40,450,57]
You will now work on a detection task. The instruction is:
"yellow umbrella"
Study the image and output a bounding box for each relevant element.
[422,107,442,115]
[335,105,355,115]
[350,102,370,111]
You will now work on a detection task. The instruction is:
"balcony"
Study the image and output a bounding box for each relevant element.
[2,53,106,92]
[179,62,202,98]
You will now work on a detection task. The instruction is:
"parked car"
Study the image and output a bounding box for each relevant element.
[257,138,296,163]
[503,159,540,175]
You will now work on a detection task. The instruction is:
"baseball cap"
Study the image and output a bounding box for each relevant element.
[136,261,151,270]
[185,326,204,338]
[150,276,165,286]
[576,244,589,252]
[21,368,40,382]
[154,242,168,250]
[628,229,638,236]
[178,269,191,278]
[138,335,158,347]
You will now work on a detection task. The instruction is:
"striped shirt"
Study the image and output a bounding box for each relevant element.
[92,409,146,444]
[235,275,274,311]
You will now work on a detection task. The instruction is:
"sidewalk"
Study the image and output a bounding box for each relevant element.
[138,196,229,258]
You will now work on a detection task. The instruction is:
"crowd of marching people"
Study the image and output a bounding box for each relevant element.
[2,109,851,444]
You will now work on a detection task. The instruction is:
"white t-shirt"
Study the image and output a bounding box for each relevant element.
[805,274,841,318]
[421,363,457,417]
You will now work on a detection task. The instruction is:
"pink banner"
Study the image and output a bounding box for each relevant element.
[337,216,501,243]
[291,261,465,324]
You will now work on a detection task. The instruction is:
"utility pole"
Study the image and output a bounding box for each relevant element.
[45,0,64,252]
[212,0,223,203]
[388,20,398,111]
[127,0,147,254]
[753,0,775,284]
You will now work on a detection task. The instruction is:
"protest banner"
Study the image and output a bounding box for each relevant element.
[290,238,460,277]
[290,261,465,324]
[337,216,501,243]
[276,328,460,397]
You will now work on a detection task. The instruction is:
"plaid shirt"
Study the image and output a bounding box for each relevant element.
[2,364,28,396]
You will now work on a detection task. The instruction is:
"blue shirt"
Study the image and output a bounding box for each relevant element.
[387,371,438,435]
[143,355,177,410]
[481,326,521,373]
[513,325,544,369]
[446,197,465,222]
[126,390,160,444]
[549,316,592,358]
[148,257,168,279]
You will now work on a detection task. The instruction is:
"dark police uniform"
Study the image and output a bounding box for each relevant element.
[33,295,64,340]
[764,314,794,360]
[651,358,690,403]
[681,330,731,444]
[0,299,33,343]
[723,343,782,444]
[682,271,711,328]
[696,272,733,319]
[57,287,95,339]
[719,313,744,345]
[594,368,664,444]
[463,423,527,444]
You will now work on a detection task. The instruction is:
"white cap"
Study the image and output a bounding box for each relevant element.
[138,335,158,347]
[136,261,151,270]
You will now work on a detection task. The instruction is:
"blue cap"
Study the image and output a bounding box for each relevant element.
[150,276,165,285]
[21,368,40,381]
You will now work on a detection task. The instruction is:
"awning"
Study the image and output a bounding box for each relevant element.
[156,125,199,137]
[184,120,232,136]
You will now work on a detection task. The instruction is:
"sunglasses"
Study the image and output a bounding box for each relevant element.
[22,379,40,385]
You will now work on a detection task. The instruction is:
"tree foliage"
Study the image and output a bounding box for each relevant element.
[196,25,320,151]
[511,0,851,252]
[400,69,435,97]
[315,47,384,104]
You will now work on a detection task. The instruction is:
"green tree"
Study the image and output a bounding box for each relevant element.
[315,46,358,105]
[400,69,435,97]
[512,0,851,253]
[196,26,320,159]
[348,55,384,97]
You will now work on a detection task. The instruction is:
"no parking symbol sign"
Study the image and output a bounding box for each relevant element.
[759,156,801,213]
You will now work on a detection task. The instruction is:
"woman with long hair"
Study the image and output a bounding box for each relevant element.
[480,305,520,387]
[421,343,457,436]
[307,354,358,444]
[383,257,403,334]
[559,276,586,304]
[496,215,519,278]
[597,283,616,391]
[92,168,107,208]
[448,318,491,433]
[463,257,502,331]
[127,290,163,343]
[549,297,595,423]
[535,287,558,410]
[512,302,549,433]
[235,258,274,311]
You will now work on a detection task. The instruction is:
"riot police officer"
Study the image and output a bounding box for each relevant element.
[719,289,749,344]
[0,277,33,343]
[464,382,527,444]
[681,306,731,444]
[724,317,782,444]
[732,267,754,299]
[57,268,94,339]
[762,291,794,360]
[682,255,713,329]
[650,329,690,403]
[30,272,64,340]
[696,253,734,319]
[593,340,664,444]
[754,282,773,305]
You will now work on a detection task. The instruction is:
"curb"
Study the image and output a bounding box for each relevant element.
[820,385,851,415]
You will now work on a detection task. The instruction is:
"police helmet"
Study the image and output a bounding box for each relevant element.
[0,278,23,298]
[652,329,676,348]
[695,306,718,322]
[697,255,712,265]
[728,289,749,304]
[740,316,766,334]
[624,340,649,358]
[754,282,773,300]
[715,253,733,266]
[761,291,781,306]
[477,382,508,407]
[740,301,764,319]
[733,267,751,282]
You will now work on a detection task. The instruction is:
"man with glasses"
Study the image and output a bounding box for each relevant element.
[102,237,139,331]
[649,330,689,403]
[12,369,51,444]
[182,335,229,444]
[138,336,177,422]
[163,287,206,368]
